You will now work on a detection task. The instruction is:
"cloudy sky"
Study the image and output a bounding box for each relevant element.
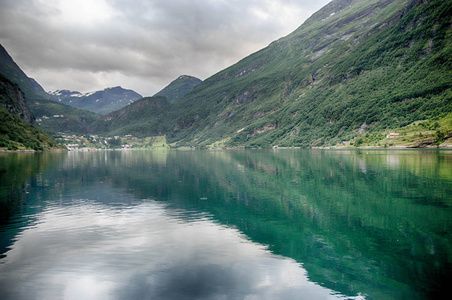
[0,0,330,96]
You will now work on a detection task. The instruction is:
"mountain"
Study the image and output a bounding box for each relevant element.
[2,0,451,147]
[48,89,85,99]
[91,96,170,136]
[0,44,100,134]
[154,75,202,102]
[49,86,143,115]
[89,75,201,137]
[30,98,100,134]
[0,74,59,151]
[160,0,451,148]
[0,44,52,101]
[0,73,34,124]
[89,0,451,148]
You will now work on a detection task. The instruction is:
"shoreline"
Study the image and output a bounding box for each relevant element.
[0,148,67,153]
[312,144,452,150]
[2,144,452,153]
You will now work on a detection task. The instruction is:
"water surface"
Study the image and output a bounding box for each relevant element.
[0,149,451,299]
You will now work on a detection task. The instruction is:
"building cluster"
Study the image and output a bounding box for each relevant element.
[55,134,135,151]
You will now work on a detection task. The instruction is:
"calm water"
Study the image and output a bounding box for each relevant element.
[0,149,451,300]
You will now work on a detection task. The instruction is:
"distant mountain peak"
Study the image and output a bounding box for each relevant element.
[47,86,143,115]
[106,86,124,91]
[177,75,195,80]
[48,90,84,100]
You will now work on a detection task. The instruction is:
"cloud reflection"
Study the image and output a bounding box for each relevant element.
[0,193,362,300]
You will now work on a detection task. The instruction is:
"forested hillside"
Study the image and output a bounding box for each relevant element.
[91,96,171,136]
[0,75,59,151]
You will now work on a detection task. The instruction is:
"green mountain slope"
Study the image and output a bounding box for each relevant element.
[154,75,202,103]
[91,96,170,136]
[161,0,451,148]
[0,74,59,151]
[0,44,100,134]
[30,98,100,134]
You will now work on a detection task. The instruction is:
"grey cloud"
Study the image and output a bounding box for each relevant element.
[0,0,330,95]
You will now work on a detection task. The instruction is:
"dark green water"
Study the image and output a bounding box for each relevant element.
[0,149,451,299]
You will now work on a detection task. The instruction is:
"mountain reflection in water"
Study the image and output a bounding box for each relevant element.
[0,149,451,299]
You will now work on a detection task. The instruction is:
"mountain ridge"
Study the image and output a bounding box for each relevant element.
[48,86,143,115]
[0,44,52,101]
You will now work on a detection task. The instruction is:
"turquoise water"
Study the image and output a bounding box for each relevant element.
[0,149,451,299]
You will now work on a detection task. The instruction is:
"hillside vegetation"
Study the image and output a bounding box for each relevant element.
[30,99,100,134]
[341,112,452,148]
[0,108,59,151]
[159,0,451,148]
[91,96,171,136]
[0,75,59,151]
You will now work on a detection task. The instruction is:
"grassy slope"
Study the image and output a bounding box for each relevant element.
[160,0,451,148]
[29,99,100,134]
[340,112,452,148]
[0,107,59,151]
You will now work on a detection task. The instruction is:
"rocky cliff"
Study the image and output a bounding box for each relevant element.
[0,74,34,123]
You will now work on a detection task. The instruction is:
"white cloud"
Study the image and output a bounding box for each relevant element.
[57,0,116,26]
